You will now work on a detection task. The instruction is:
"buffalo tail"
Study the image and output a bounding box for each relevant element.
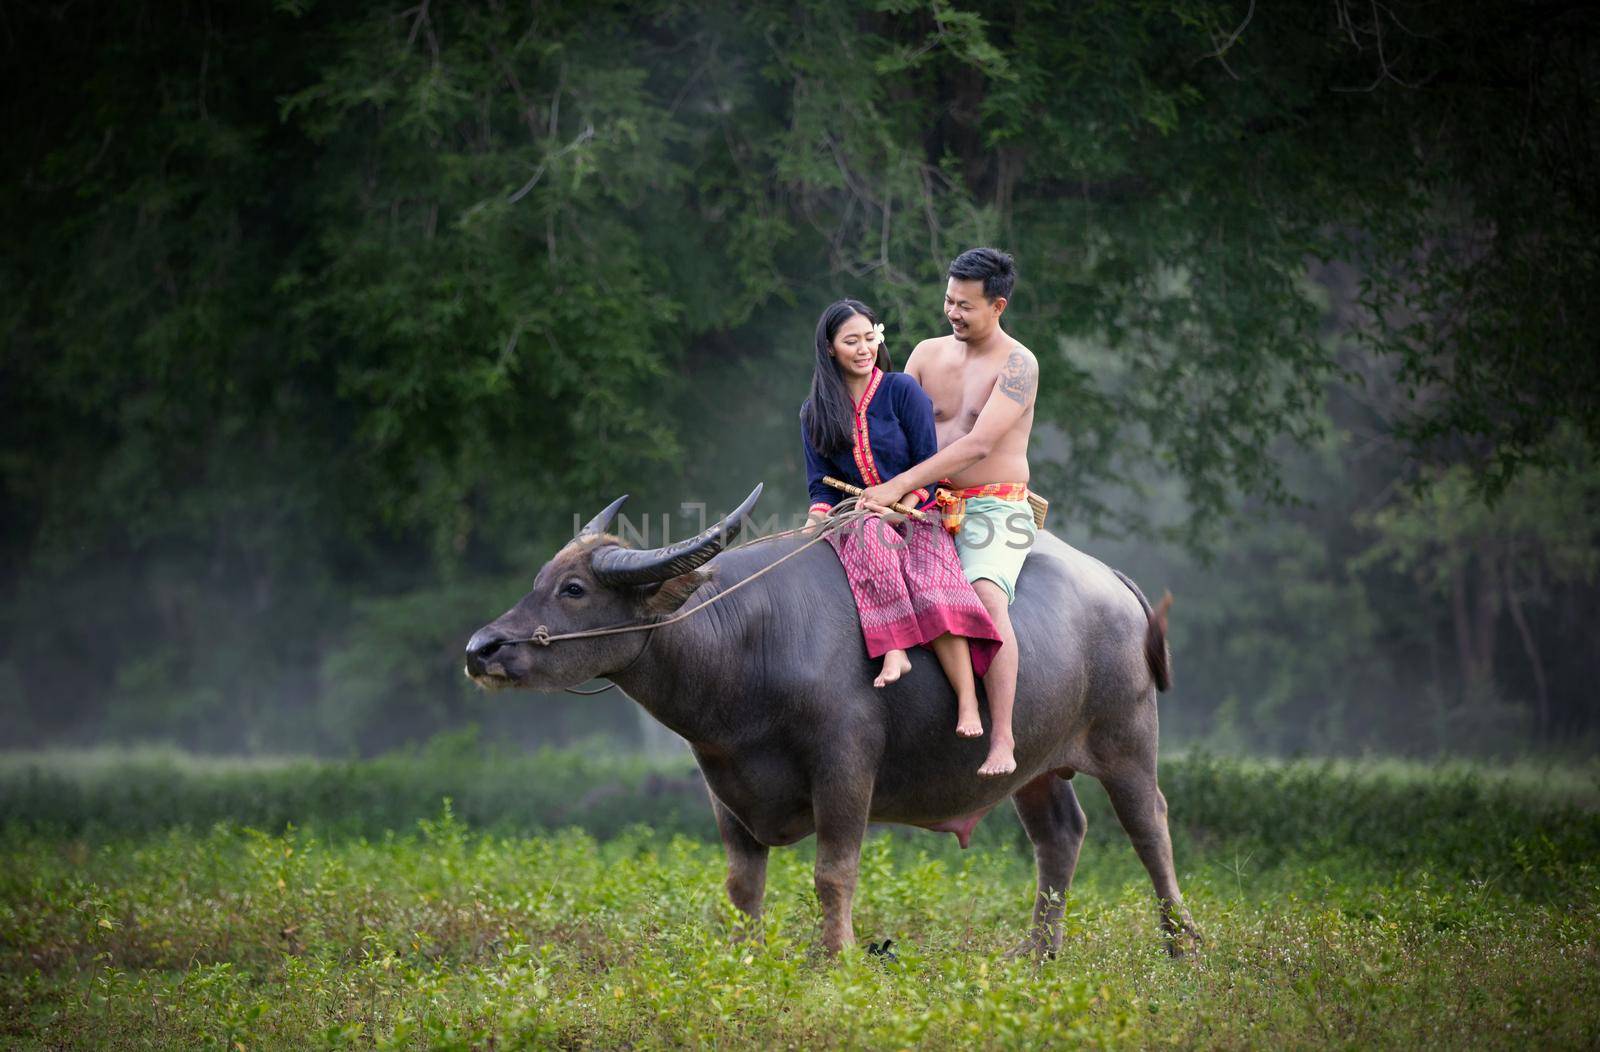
[1145,591,1173,693]
[1112,569,1174,693]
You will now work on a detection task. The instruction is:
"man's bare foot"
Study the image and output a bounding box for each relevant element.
[976,740,1016,777]
[873,649,913,688]
[955,696,984,738]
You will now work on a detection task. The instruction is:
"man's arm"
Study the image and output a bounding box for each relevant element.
[861,345,1038,511]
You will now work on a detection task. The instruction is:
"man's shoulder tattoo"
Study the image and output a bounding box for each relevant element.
[998,348,1038,406]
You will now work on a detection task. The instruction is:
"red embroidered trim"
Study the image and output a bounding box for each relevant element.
[808,502,834,516]
[851,368,884,487]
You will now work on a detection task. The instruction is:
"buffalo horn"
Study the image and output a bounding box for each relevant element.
[591,483,764,586]
[579,494,630,538]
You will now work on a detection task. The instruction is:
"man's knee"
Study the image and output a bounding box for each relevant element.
[972,578,1011,616]
[972,577,1003,599]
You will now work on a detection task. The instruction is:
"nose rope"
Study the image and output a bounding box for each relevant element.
[498,498,882,652]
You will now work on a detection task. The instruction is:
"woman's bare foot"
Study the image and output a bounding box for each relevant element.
[955,695,984,738]
[976,739,1016,777]
[873,649,913,688]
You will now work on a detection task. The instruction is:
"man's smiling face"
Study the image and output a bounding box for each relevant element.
[944,277,1004,343]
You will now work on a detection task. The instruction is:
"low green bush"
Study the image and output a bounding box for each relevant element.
[5,744,1595,892]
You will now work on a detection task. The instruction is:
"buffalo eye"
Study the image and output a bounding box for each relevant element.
[559,580,586,599]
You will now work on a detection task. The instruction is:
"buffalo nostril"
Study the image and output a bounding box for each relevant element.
[466,628,509,661]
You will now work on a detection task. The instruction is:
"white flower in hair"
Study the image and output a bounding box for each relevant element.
[874,322,886,338]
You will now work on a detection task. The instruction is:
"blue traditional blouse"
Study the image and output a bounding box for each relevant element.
[801,368,938,516]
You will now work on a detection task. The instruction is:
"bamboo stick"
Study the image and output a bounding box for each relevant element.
[821,476,928,521]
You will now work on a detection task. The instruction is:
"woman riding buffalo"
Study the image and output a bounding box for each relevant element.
[800,299,1001,738]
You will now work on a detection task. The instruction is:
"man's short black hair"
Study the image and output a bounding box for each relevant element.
[948,247,1017,303]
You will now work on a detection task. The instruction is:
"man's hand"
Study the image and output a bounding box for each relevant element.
[859,481,911,516]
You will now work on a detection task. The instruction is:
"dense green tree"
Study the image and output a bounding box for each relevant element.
[1356,431,1600,741]
[3,0,1595,751]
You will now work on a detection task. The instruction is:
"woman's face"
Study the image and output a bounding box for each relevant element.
[830,312,880,381]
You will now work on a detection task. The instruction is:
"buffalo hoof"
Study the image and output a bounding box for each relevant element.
[818,932,855,958]
[1164,919,1204,958]
[1003,933,1060,962]
[1158,899,1203,958]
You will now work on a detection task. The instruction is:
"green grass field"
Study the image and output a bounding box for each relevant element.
[3,746,1597,1048]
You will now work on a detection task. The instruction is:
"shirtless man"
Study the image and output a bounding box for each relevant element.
[860,247,1037,777]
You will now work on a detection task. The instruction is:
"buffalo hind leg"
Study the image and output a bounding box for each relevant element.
[1101,770,1202,956]
[711,796,769,940]
[1008,771,1087,959]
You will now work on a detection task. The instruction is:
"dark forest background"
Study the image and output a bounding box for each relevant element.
[3,0,1596,757]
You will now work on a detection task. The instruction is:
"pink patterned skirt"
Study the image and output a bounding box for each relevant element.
[826,514,1003,677]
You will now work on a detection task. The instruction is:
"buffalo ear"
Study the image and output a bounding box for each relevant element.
[642,569,711,616]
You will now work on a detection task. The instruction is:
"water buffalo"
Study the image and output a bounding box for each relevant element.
[465,485,1201,957]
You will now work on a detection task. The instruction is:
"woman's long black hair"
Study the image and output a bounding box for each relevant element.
[802,299,892,457]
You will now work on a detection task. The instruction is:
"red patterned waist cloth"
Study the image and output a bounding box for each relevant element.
[933,481,1030,534]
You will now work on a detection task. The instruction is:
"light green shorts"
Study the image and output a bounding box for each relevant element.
[952,496,1036,604]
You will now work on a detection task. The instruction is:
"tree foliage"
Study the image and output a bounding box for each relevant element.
[2,0,1596,751]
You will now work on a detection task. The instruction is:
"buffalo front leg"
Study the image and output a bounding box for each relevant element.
[711,796,769,938]
[1101,769,1203,956]
[812,780,872,955]
[1008,771,1088,959]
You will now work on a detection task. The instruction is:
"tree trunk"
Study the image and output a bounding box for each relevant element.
[1450,552,1501,695]
[1502,563,1550,740]
[1472,549,1500,685]
[1450,563,1486,689]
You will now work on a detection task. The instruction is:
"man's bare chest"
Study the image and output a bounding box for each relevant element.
[923,365,999,433]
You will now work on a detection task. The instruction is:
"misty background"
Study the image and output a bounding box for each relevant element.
[2,0,1596,760]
